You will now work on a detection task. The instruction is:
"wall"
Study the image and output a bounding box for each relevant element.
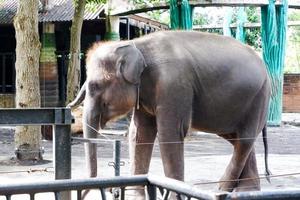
[283,74,300,113]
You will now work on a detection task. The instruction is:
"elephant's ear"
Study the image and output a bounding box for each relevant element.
[115,44,146,85]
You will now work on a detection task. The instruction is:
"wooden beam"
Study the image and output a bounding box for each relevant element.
[113,0,300,16]
[193,21,300,30]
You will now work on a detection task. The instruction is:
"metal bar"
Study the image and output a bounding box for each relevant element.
[54,192,60,200]
[144,24,148,35]
[53,124,71,180]
[147,175,214,200]
[72,137,114,143]
[114,140,121,177]
[126,18,130,40]
[0,108,73,126]
[147,184,157,200]
[120,187,125,200]
[77,190,81,200]
[224,189,300,200]
[100,188,106,200]
[53,124,71,200]
[0,176,149,195]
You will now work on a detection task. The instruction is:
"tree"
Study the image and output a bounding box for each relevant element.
[13,0,42,161]
[66,0,87,104]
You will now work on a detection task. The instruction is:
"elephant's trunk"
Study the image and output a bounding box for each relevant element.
[83,99,100,177]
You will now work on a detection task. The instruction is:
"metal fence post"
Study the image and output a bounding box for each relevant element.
[147,184,157,200]
[53,124,71,200]
[53,124,71,180]
[114,140,121,177]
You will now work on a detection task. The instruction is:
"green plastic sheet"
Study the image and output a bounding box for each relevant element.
[261,0,288,126]
[235,7,246,43]
[170,0,193,30]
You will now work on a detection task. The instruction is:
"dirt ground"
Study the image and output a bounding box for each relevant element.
[0,113,300,199]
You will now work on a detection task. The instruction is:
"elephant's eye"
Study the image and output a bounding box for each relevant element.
[88,82,101,95]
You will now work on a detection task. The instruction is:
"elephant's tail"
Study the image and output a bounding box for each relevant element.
[262,125,272,183]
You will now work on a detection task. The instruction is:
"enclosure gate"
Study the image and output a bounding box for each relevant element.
[1,108,300,200]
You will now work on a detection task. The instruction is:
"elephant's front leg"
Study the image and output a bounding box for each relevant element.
[128,109,157,199]
[156,106,191,199]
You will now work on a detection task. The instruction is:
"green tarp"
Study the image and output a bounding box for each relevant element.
[261,0,288,126]
[170,0,193,30]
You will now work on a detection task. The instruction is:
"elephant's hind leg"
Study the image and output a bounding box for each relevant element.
[218,133,256,192]
[234,148,260,192]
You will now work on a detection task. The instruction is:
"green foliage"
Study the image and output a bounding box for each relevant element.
[129,0,169,24]
[284,9,300,73]
[246,7,260,23]
[147,10,170,24]
[245,28,261,50]
[244,7,261,50]
[85,0,106,12]
[193,11,209,25]
[288,9,300,21]
[130,0,165,9]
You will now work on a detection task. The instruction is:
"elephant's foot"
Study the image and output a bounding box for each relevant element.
[218,173,238,192]
[219,149,260,192]
[125,186,145,200]
[234,178,260,192]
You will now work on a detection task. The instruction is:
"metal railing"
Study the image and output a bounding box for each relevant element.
[0,174,300,200]
[0,108,72,180]
[0,175,215,200]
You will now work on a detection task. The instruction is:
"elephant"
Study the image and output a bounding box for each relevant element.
[68,30,271,195]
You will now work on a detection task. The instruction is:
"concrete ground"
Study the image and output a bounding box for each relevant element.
[0,113,300,199]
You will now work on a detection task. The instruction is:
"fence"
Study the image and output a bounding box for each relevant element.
[1,108,300,199]
[0,108,72,180]
[0,174,300,200]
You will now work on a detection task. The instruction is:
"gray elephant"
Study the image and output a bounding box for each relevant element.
[68,31,271,194]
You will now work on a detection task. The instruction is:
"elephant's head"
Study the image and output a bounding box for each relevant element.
[72,42,147,177]
[85,42,146,128]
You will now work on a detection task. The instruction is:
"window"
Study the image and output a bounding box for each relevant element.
[0,53,15,93]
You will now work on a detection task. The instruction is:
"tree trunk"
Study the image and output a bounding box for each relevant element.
[13,0,42,160]
[66,0,86,105]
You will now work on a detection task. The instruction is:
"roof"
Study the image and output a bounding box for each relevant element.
[0,0,105,24]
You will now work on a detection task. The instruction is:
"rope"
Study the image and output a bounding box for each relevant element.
[79,121,300,145]
[193,172,300,186]
[0,167,54,174]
